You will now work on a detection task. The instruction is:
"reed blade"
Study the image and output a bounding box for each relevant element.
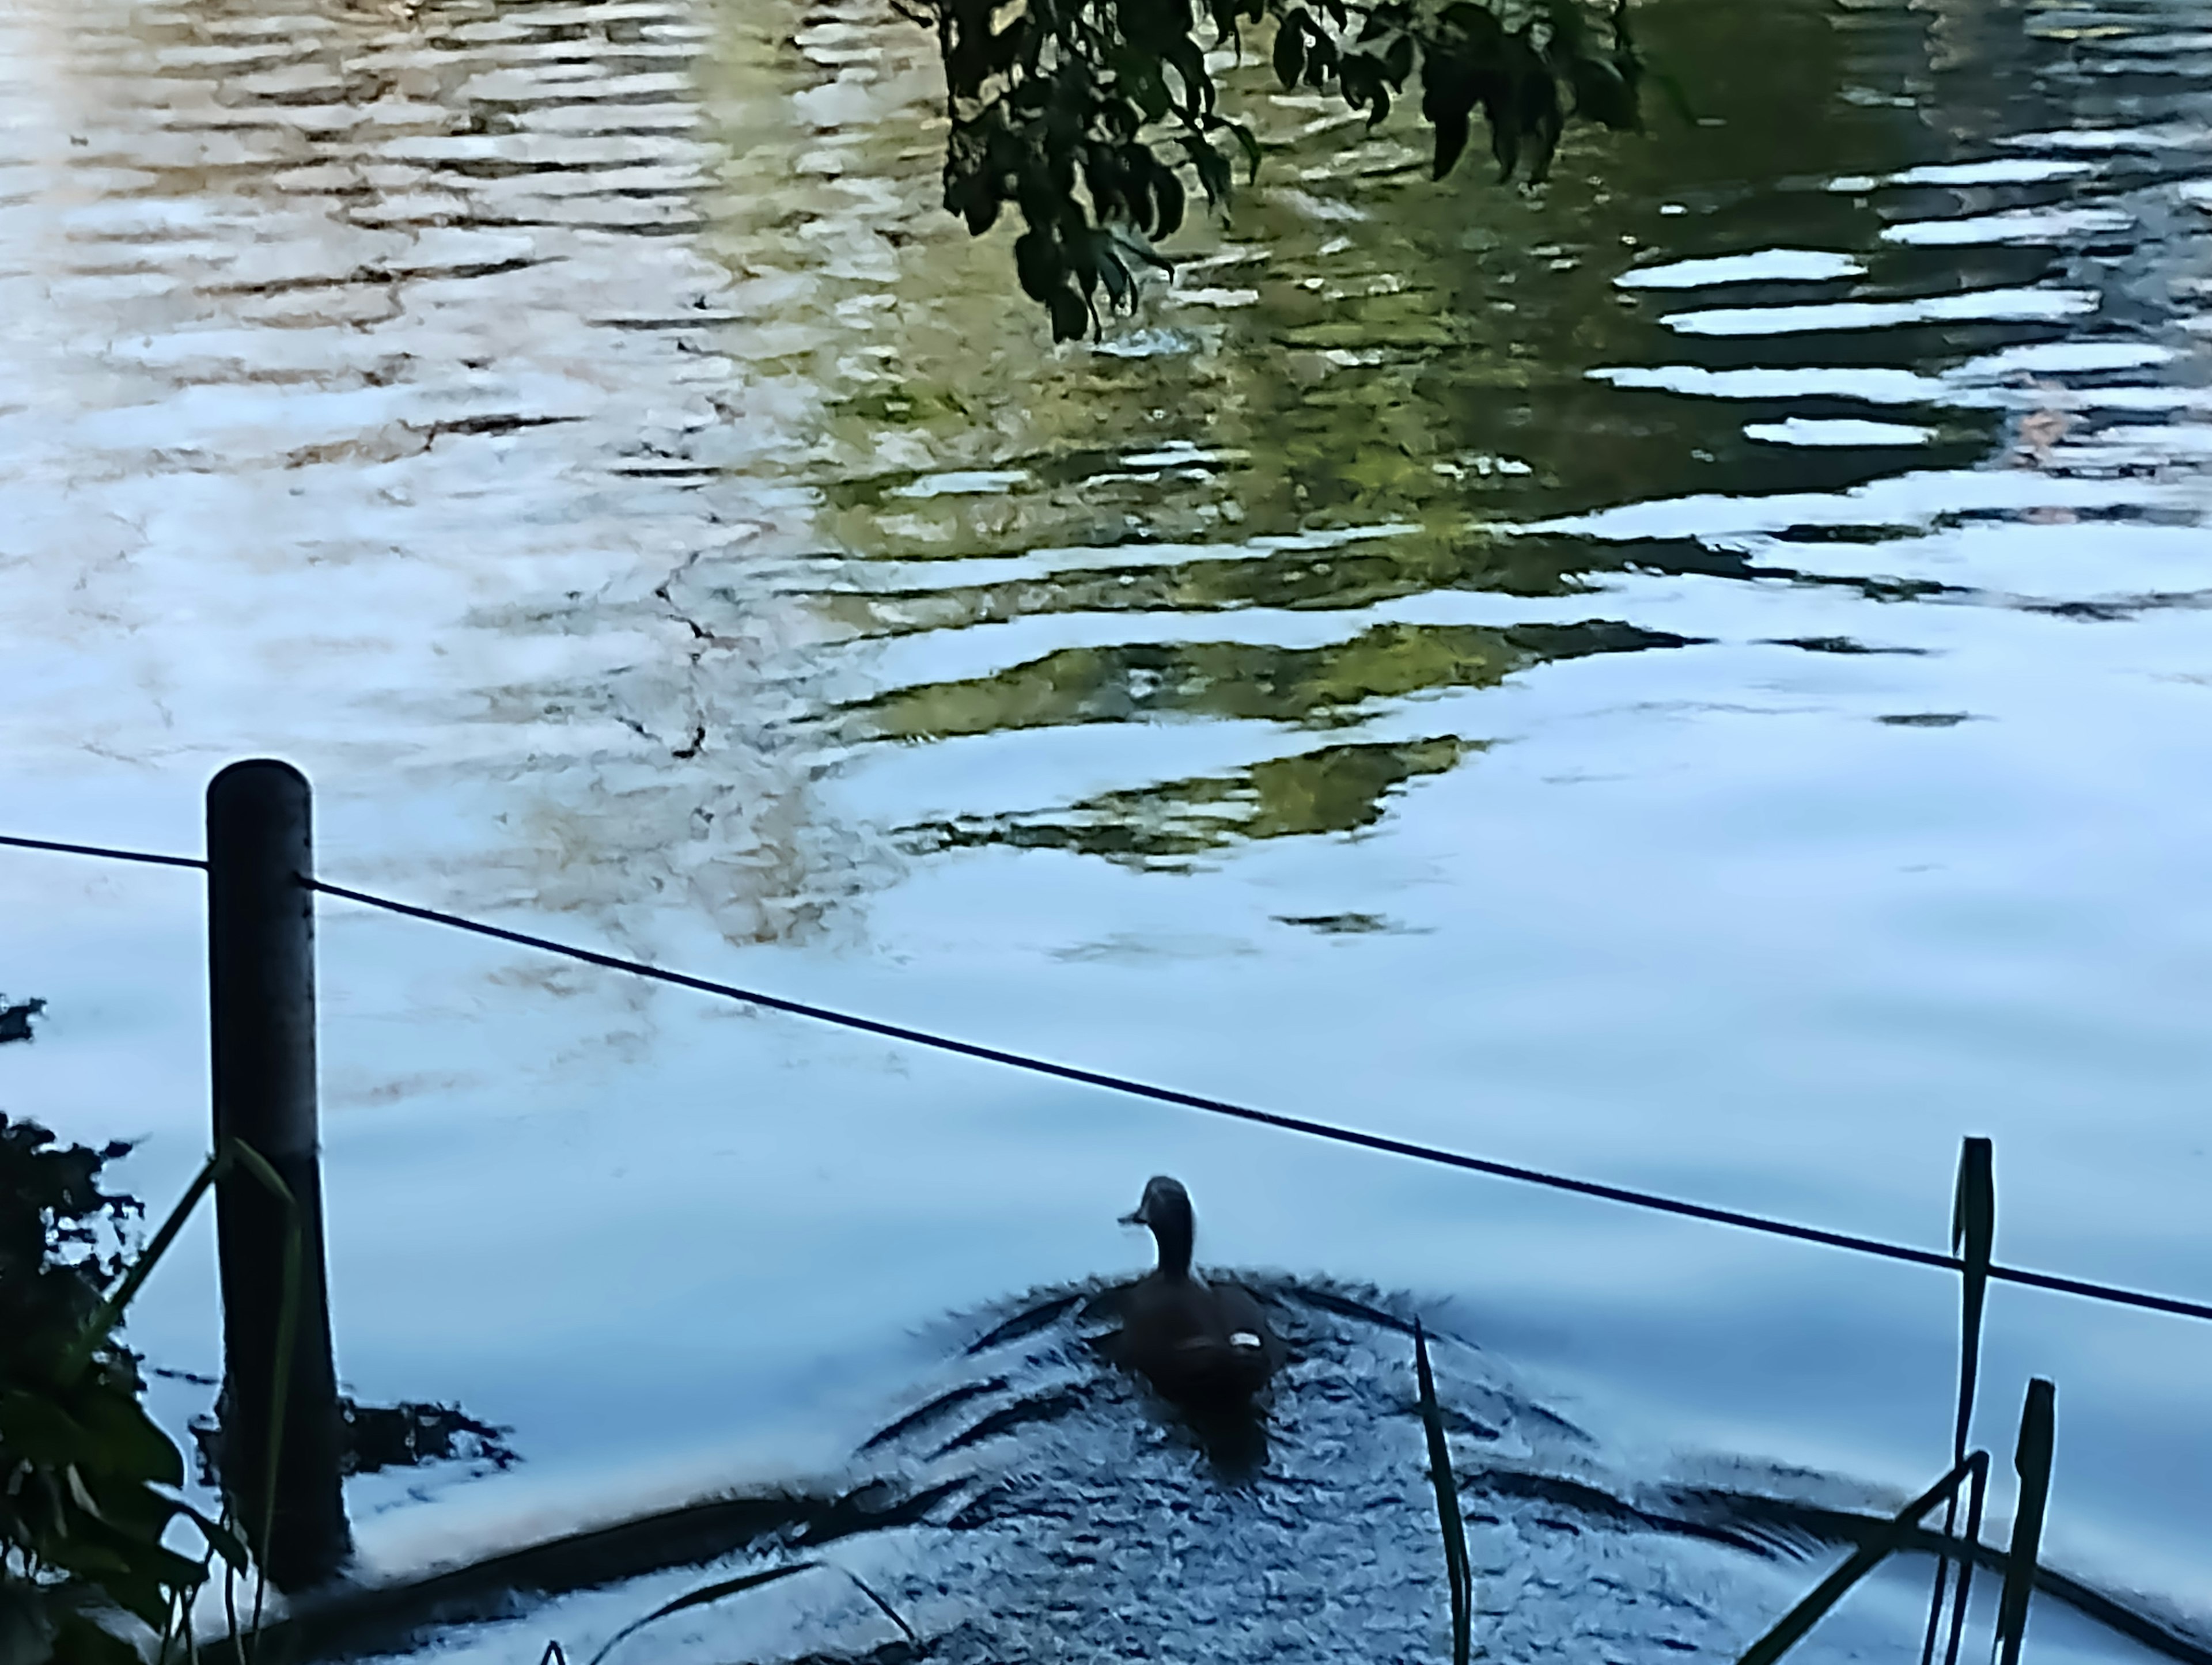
[1737,1454,1979,1665]
[1414,1321,1472,1665]
[60,1151,227,1381]
[579,1560,914,1665]
[584,1564,817,1665]
[1952,1139,1995,1461]
[1995,1379,2056,1665]
[1923,1137,1995,1665]
[1944,1452,1988,1665]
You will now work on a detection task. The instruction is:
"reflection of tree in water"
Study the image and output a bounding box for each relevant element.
[784,0,1957,878]
[853,619,1693,741]
[878,620,1694,863]
[905,735,1476,867]
[821,530,1619,647]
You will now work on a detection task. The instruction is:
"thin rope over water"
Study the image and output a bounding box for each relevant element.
[0,831,208,870]
[308,877,2212,1326]
[5,828,2210,1326]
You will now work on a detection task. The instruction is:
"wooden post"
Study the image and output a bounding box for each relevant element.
[207,760,350,1588]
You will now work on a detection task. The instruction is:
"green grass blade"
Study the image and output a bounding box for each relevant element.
[1737,1454,1979,1665]
[1995,1379,2056,1665]
[836,1568,919,1645]
[1943,1451,1989,1665]
[1414,1321,1472,1665]
[579,1560,913,1665]
[1952,1138,1994,1459]
[584,1564,817,1665]
[171,1504,251,1577]
[60,1151,228,1381]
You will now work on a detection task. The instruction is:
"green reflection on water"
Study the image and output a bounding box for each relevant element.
[852,619,1694,741]
[903,734,1477,867]
[782,0,1948,864]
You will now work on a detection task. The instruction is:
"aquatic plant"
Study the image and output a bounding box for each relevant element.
[533,1561,915,1665]
[1921,1137,1994,1665]
[1734,1137,2057,1665]
[0,1114,296,1665]
[1414,1320,1474,1665]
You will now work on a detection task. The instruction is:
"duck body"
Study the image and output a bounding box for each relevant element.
[1112,1176,1282,1413]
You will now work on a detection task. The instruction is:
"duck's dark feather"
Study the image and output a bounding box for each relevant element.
[1111,1175,1284,1412]
[1112,1272,1282,1408]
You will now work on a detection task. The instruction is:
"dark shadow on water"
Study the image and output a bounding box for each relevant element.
[217,1276,2212,1665]
[0,995,44,1044]
[191,1394,521,1493]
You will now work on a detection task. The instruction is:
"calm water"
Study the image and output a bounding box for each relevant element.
[3,0,2211,1653]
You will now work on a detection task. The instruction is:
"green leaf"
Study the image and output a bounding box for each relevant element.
[1431,109,1471,178]
[1225,120,1263,181]
[74,1391,184,1489]
[0,1394,97,1468]
[1152,164,1186,237]
[1122,53,1172,122]
[1013,228,1062,304]
[1182,134,1232,202]
[1164,36,1213,115]
[1047,287,1091,341]
[174,1500,252,1572]
[1339,54,1376,113]
[1439,2,1502,46]
[1272,12,1307,89]
[1302,33,1338,88]
[1382,31,1414,87]
[50,1612,139,1665]
[1096,241,1134,310]
[1569,54,1637,128]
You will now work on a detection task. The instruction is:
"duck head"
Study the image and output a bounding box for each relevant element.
[1120,1174,1196,1279]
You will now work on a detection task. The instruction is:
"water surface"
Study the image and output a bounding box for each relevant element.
[2,0,2211,1649]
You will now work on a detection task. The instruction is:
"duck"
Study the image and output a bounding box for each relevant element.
[1111,1175,1282,1412]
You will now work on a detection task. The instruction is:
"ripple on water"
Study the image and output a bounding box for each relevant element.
[328,1283,2209,1665]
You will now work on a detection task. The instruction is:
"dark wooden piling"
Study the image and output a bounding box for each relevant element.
[207,759,351,1589]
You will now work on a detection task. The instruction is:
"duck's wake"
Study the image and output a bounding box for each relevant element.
[329,1279,2210,1665]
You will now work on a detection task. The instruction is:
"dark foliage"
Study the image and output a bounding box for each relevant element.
[0,1116,209,1664]
[0,1118,139,1363]
[909,0,1641,337]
